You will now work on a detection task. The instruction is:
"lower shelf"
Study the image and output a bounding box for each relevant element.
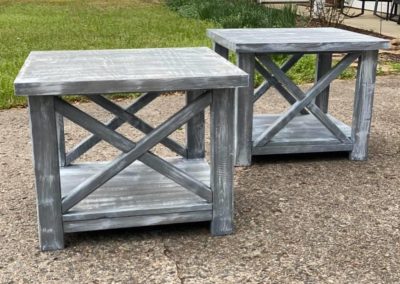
[252,114,353,155]
[61,157,212,233]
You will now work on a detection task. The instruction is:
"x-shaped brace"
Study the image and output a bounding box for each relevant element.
[253,53,360,147]
[253,53,304,104]
[55,92,213,213]
[65,92,187,165]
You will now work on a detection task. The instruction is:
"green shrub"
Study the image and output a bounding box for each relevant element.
[166,0,297,28]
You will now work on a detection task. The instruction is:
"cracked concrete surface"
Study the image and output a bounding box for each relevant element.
[161,235,184,284]
[1,75,400,283]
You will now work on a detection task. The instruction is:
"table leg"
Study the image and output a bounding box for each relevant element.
[350,50,379,161]
[56,113,66,166]
[186,90,205,159]
[213,44,254,166]
[28,96,64,251]
[235,53,255,166]
[315,53,332,113]
[210,88,235,236]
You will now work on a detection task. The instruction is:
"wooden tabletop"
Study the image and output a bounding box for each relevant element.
[14,47,248,96]
[207,27,390,53]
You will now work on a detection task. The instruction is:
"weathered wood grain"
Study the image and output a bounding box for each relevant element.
[65,92,159,165]
[350,50,378,160]
[253,53,303,103]
[60,92,213,212]
[235,53,255,166]
[256,54,351,144]
[253,53,359,147]
[207,28,390,53]
[208,27,382,161]
[56,113,66,167]
[90,95,187,157]
[64,211,212,233]
[55,98,207,199]
[210,88,235,235]
[315,53,332,113]
[28,96,64,251]
[253,143,353,155]
[20,47,245,248]
[61,158,211,222]
[186,90,206,159]
[14,48,248,96]
[252,114,353,154]
[254,60,304,111]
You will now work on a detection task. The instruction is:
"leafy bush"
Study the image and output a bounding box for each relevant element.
[166,0,357,86]
[166,0,297,28]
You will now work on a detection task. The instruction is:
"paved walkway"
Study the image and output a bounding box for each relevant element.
[1,75,400,283]
[343,9,399,39]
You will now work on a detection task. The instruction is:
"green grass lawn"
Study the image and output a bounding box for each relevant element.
[0,1,393,109]
[0,0,215,109]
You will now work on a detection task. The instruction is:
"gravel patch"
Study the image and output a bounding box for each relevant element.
[1,75,399,283]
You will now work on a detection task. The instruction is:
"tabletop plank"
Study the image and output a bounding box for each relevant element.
[14,47,248,96]
[207,28,390,53]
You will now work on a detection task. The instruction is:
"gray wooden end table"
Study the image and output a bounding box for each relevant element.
[207,28,390,166]
[14,47,248,251]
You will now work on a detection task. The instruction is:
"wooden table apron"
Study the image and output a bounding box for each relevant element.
[207,28,390,166]
[14,47,248,251]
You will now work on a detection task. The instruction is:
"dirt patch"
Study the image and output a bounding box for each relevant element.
[1,76,400,283]
[380,51,400,63]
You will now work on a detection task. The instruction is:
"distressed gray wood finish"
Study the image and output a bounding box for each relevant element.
[28,96,64,251]
[254,53,359,147]
[252,114,353,154]
[256,54,352,144]
[255,60,297,107]
[210,88,235,235]
[186,90,206,158]
[90,95,187,157]
[315,53,332,113]
[19,47,246,250]
[55,98,208,197]
[14,48,248,96]
[56,113,66,167]
[65,211,212,233]
[253,143,353,155]
[350,50,378,161]
[253,53,303,103]
[207,28,390,53]
[65,92,159,165]
[55,94,213,212]
[61,158,211,222]
[207,27,386,162]
[253,114,351,143]
[254,53,308,116]
[235,53,255,166]
[254,58,308,115]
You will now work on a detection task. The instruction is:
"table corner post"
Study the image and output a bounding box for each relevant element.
[28,96,64,251]
[56,112,67,167]
[315,53,332,113]
[235,52,255,166]
[350,50,379,161]
[210,88,235,236]
[186,90,205,159]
